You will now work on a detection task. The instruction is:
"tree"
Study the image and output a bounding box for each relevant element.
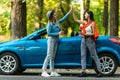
[21,1,27,37]
[10,0,26,39]
[103,0,108,35]
[34,0,44,30]
[108,0,119,36]
[38,0,44,29]
[84,0,90,11]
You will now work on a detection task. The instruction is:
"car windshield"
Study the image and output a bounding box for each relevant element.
[28,29,48,40]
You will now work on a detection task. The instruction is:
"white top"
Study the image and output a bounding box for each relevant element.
[85,24,92,34]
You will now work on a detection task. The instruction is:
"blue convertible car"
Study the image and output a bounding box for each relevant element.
[0,28,120,76]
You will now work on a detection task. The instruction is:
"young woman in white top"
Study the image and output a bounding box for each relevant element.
[72,8,102,77]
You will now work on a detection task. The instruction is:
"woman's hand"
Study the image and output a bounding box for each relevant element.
[69,7,72,13]
[69,5,74,13]
[59,31,64,35]
[81,31,86,35]
[70,5,74,13]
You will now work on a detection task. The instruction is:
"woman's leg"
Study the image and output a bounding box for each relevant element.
[49,38,61,77]
[81,38,87,71]
[79,38,88,77]
[50,38,58,72]
[42,38,54,71]
[86,37,101,72]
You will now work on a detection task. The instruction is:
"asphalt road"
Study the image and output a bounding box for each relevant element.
[0,68,120,80]
[0,73,120,80]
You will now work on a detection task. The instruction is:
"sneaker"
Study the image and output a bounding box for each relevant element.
[41,72,50,77]
[78,72,87,77]
[50,72,61,77]
[96,73,102,77]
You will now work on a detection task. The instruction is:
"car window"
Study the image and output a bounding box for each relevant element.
[30,29,79,40]
[59,31,79,38]
[29,30,48,40]
[37,30,48,39]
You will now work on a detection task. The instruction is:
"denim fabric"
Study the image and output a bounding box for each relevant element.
[46,12,70,37]
[42,11,70,71]
[42,37,58,71]
[81,37,101,72]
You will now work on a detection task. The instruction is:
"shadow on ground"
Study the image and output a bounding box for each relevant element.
[19,72,120,77]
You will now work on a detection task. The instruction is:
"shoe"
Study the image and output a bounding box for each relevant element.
[78,72,87,77]
[41,72,50,77]
[50,72,61,77]
[96,73,102,77]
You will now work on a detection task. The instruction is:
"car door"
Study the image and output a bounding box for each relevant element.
[54,36,81,67]
[54,36,92,67]
[23,30,47,66]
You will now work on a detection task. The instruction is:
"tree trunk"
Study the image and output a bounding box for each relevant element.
[103,0,108,35]
[108,0,119,36]
[21,2,27,37]
[85,0,90,11]
[39,0,44,29]
[10,0,26,39]
[34,0,44,30]
[80,0,84,20]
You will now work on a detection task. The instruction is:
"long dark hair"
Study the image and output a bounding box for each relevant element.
[84,10,94,21]
[86,11,94,21]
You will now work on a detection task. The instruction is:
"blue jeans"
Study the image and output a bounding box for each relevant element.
[81,37,101,72]
[42,37,58,71]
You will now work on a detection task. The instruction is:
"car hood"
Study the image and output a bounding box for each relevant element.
[0,39,21,47]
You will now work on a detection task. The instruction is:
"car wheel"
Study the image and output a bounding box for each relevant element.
[0,52,20,75]
[94,53,118,76]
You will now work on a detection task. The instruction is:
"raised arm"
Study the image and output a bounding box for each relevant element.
[58,11,71,23]
[71,8,85,25]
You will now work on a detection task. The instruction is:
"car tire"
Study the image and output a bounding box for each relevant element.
[94,53,118,76]
[18,68,26,73]
[0,52,20,75]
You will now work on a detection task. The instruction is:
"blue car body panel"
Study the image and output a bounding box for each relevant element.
[0,28,120,68]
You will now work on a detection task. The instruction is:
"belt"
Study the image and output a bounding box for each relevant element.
[85,36,93,38]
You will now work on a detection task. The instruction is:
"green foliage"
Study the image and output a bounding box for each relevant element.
[0,0,120,41]
[26,1,36,34]
[0,0,10,36]
[90,0,105,35]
